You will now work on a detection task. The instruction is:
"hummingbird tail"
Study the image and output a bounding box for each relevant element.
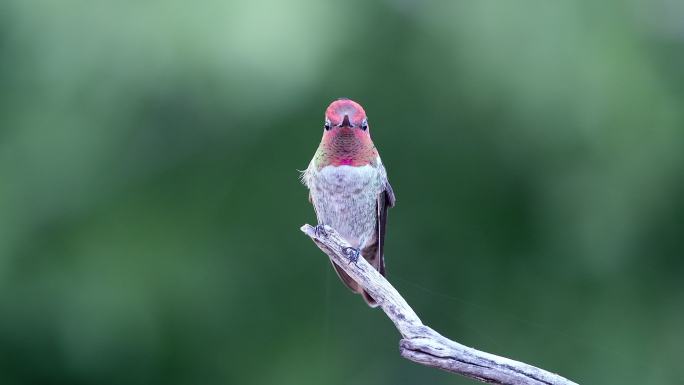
[330,257,382,308]
[362,290,378,307]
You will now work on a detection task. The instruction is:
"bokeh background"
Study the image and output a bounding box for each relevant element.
[1,1,683,384]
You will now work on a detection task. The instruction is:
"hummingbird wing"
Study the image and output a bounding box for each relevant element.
[363,178,395,275]
[376,179,395,276]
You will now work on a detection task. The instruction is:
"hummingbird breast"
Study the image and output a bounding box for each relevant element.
[308,164,382,249]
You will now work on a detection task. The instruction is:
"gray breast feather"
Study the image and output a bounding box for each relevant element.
[307,165,382,249]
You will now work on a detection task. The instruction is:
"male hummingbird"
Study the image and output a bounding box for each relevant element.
[302,98,395,307]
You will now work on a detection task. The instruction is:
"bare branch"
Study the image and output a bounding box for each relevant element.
[301,224,579,385]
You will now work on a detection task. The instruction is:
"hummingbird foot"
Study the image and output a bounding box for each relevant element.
[314,224,329,238]
[342,247,360,264]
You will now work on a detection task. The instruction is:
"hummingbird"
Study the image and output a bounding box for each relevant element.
[301,98,395,307]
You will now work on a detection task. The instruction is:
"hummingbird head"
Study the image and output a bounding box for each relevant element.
[323,98,369,136]
[317,98,377,167]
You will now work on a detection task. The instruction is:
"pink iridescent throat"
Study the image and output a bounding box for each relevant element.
[317,127,377,168]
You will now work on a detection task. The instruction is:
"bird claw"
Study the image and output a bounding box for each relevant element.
[314,225,359,265]
[314,224,329,238]
[343,247,360,264]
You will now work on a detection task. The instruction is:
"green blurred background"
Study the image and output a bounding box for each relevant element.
[1,1,683,384]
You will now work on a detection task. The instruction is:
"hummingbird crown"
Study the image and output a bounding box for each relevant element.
[325,98,367,129]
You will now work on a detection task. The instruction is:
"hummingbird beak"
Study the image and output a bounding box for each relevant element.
[339,114,352,128]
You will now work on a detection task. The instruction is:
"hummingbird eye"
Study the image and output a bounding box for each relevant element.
[324,118,331,131]
[360,119,368,131]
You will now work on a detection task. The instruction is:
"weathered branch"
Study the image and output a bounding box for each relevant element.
[301,224,579,385]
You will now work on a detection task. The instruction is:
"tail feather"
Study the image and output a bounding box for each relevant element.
[331,262,379,307]
[330,261,361,293]
[329,240,384,307]
[362,290,378,307]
